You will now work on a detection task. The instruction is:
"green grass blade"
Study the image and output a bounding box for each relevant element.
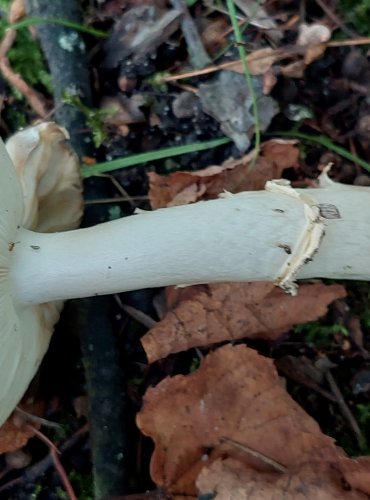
[81,137,231,177]
[225,0,261,165]
[10,17,108,38]
[271,130,370,173]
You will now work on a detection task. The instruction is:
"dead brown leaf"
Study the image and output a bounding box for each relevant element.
[262,69,278,95]
[226,47,279,76]
[148,139,299,209]
[0,400,44,454]
[226,38,329,79]
[197,458,368,499]
[137,344,354,496]
[0,418,35,454]
[280,59,307,78]
[141,282,346,363]
[304,43,328,65]
[200,16,229,56]
[338,456,370,495]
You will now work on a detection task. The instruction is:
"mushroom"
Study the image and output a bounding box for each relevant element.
[2,122,370,426]
[1,122,82,427]
[5,122,82,233]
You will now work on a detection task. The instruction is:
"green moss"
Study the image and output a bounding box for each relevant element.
[339,0,370,35]
[5,106,27,129]
[0,0,11,10]
[293,321,348,349]
[69,469,94,500]
[62,93,113,147]
[31,484,43,499]
[189,356,201,372]
[55,487,69,499]
[8,30,52,92]
[0,2,52,95]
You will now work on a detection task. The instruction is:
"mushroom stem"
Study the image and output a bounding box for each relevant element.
[9,183,370,305]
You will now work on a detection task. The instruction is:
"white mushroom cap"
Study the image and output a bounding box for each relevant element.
[0,123,83,427]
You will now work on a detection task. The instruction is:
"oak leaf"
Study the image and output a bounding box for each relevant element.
[148,139,299,209]
[141,282,346,363]
[137,344,357,496]
[197,458,368,499]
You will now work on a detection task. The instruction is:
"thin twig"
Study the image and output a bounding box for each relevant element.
[226,0,260,164]
[84,196,148,205]
[314,0,358,38]
[15,407,61,430]
[26,425,77,500]
[95,173,140,209]
[0,28,49,117]
[221,436,287,473]
[111,490,170,500]
[27,425,59,454]
[325,371,365,449]
[275,370,338,403]
[327,37,370,47]
[163,37,370,84]
[115,296,157,329]
[0,424,88,495]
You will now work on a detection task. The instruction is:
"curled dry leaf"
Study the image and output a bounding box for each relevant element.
[280,59,307,79]
[226,47,279,76]
[262,69,278,95]
[148,139,299,208]
[296,23,331,66]
[137,344,359,496]
[141,282,346,363]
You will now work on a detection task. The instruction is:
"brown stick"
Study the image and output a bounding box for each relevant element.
[28,425,77,500]
[221,436,288,473]
[325,371,365,449]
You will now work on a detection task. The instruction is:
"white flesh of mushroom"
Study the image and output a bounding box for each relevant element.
[8,174,370,304]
